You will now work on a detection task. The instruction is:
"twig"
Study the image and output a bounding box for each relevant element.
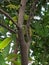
[0,23,16,34]
[26,0,39,44]
[0,9,19,29]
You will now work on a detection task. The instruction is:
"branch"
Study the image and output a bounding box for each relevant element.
[28,0,38,21]
[18,0,27,28]
[26,0,39,45]
[0,23,16,34]
[18,0,27,44]
[0,9,19,29]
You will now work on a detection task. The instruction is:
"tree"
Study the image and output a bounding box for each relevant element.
[0,0,49,65]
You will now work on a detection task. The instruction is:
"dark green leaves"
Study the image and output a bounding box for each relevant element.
[0,53,6,65]
[34,22,49,37]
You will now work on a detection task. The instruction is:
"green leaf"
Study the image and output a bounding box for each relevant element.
[6,53,17,61]
[2,43,10,58]
[0,40,2,43]
[0,37,12,50]
[0,27,4,32]
[0,53,6,65]
[9,16,18,25]
[24,14,29,20]
[46,25,49,28]
[6,4,20,10]
[34,22,49,37]
[12,60,21,65]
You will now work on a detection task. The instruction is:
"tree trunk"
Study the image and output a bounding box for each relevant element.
[18,28,28,65]
[20,42,28,65]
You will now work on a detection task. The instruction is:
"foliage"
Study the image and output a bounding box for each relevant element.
[0,0,49,65]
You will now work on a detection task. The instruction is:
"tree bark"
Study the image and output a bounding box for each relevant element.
[18,0,27,28]
[20,43,28,65]
[18,0,28,64]
[18,28,28,65]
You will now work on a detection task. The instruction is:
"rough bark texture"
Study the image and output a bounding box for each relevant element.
[18,28,28,65]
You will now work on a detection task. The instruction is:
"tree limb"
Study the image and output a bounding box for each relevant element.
[0,9,19,29]
[0,23,16,34]
[26,0,39,45]
[18,0,27,28]
[18,0,28,65]
[18,0,27,43]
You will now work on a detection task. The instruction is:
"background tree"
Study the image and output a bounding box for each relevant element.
[0,0,49,65]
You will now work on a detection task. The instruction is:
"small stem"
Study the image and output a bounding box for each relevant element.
[0,23,16,34]
[0,9,19,29]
